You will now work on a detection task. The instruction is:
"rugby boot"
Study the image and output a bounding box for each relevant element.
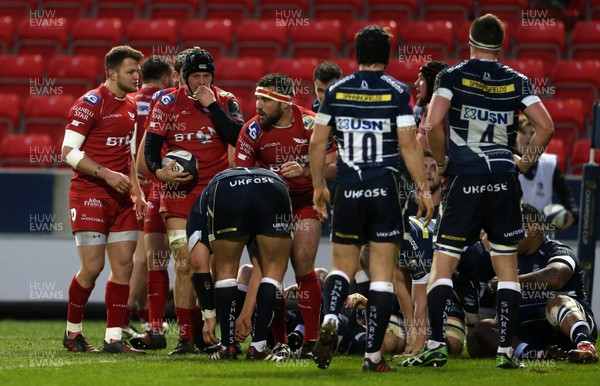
[63,331,100,353]
[400,344,448,367]
[313,320,338,369]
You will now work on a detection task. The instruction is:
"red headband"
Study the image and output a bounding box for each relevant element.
[255,86,293,105]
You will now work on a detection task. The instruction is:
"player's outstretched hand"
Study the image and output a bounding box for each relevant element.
[202,317,219,345]
[344,293,367,310]
[313,186,330,220]
[235,312,252,342]
[104,170,132,194]
[155,160,194,184]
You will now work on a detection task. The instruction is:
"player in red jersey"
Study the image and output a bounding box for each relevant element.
[122,55,175,339]
[131,48,194,351]
[144,48,244,355]
[234,73,336,358]
[61,45,146,354]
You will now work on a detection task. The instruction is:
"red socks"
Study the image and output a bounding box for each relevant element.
[67,276,94,324]
[175,307,194,341]
[296,271,322,342]
[105,281,130,328]
[147,270,169,332]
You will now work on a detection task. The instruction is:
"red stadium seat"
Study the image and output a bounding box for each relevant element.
[423,0,474,24]
[257,0,309,19]
[0,55,45,99]
[269,57,319,102]
[368,0,418,23]
[40,0,92,19]
[543,98,585,135]
[456,20,513,59]
[334,58,359,77]
[500,59,547,80]
[551,60,600,119]
[147,0,200,20]
[402,21,454,60]
[593,0,600,20]
[289,19,342,58]
[206,0,254,19]
[544,138,567,172]
[47,55,100,98]
[0,133,54,168]
[0,93,20,140]
[180,19,233,59]
[71,18,123,63]
[570,21,600,60]
[23,94,75,137]
[124,19,178,59]
[314,0,364,21]
[94,0,145,20]
[15,16,70,56]
[216,57,266,86]
[386,60,427,95]
[1,0,37,19]
[570,139,600,175]
[235,20,288,61]
[0,16,15,53]
[240,95,257,120]
[345,20,399,57]
[477,0,529,25]
[514,21,566,73]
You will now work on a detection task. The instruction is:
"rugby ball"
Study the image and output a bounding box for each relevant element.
[543,204,569,231]
[162,150,198,178]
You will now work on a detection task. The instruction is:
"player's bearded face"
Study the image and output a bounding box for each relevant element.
[115,58,141,93]
[414,73,427,107]
[424,157,441,192]
[256,98,284,127]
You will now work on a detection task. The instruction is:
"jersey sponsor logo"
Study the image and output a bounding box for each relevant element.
[334,231,359,239]
[380,74,405,94]
[246,121,260,141]
[376,230,401,237]
[503,229,524,238]
[238,138,254,154]
[335,92,392,102]
[460,105,513,125]
[106,134,132,146]
[69,119,83,127]
[336,117,391,132]
[343,188,388,198]
[461,78,516,93]
[195,126,217,144]
[302,115,315,131]
[228,177,275,187]
[80,214,104,223]
[152,89,165,100]
[72,106,94,121]
[292,138,308,145]
[462,183,508,194]
[260,142,281,150]
[83,93,100,105]
[127,111,135,120]
[103,113,122,120]
[216,227,237,234]
[160,93,175,106]
[137,101,150,115]
[83,198,102,207]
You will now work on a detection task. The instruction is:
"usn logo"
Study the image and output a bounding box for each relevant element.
[460,105,513,125]
[336,117,391,132]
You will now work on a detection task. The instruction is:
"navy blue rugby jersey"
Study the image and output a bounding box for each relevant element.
[399,217,436,282]
[316,70,415,184]
[434,59,541,175]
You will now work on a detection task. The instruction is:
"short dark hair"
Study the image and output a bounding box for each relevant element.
[423,149,434,158]
[105,45,143,72]
[355,25,392,66]
[141,55,173,81]
[257,73,294,97]
[470,14,504,51]
[521,202,543,225]
[313,62,342,83]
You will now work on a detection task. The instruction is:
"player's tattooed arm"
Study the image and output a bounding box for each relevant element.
[517,262,572,291]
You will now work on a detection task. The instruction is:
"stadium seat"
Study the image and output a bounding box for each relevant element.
[124,19,178,59]
[0,16,15,54]
[0,93,20,141]
[0,133,54,168]
[514,21,566,73]
[544,138,567,172]
[500,59,547,80]
[47,55,100,98]
[40,0,92,19]
[345,20,399,58]
[570,21,600,60]
[205,0,254,19]
[543,98,584,136]
[593,0,600,20]
[23,94,75,137]
[551,60,600,119]
[269,57,319,102]
[423,0,473,24]
[570,139,600,175]
[401,21,454,60]
[15,16,70,56]
[1,0,38,19]
[71,18,123,63]
[289,19,342,58]
[240,95,257,120]
[456,20,513,59]
[0,55,45,99]
[147,0,200,20]
[180,19,233,59]
[313,0,364,21]
[368,0,418,23]
[334,58,359,77]
[476,0,529,25]
[217,57,266,86]
[235,19,288,61]
[257,0,309,19]
[93,0,145,20]
[386,60,426,95]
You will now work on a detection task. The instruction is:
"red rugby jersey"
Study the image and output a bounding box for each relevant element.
[132,84,161,152]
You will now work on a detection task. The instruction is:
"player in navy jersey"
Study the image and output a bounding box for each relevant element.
[312,62,342,113]
[472,204,597,363]
[310,25,434,372]
[401,14,554,369]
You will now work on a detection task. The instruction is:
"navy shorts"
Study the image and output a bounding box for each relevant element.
[331,173,404,245]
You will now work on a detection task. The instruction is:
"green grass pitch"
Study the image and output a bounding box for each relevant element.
[0,320,598,386]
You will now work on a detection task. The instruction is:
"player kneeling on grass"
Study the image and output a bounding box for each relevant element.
[187,167,293,362]
[471,203,598,364]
